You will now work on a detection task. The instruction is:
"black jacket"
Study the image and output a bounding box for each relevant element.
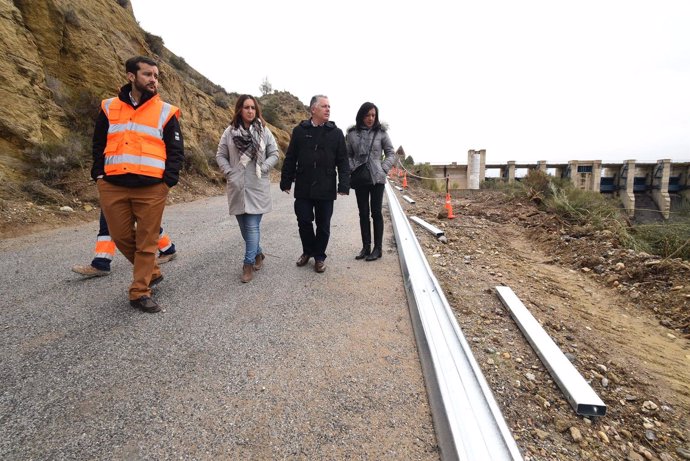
[280,120,350,199]
[91,84,185,188]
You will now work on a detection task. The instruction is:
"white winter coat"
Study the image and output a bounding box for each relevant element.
[215,124,279,215]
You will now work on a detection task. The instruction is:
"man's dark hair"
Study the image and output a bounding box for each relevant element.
[125,56,159,74]
[355,101,380,130]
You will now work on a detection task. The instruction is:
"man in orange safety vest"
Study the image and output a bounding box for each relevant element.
[91,56,184,313]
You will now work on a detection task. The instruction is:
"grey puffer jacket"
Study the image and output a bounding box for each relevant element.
[345,125,397,185]
[216,124,279,215]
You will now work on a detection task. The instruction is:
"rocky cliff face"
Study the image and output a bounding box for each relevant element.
[0,0,303,211]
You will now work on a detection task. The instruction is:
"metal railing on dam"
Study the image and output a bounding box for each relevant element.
[385,182,524,461]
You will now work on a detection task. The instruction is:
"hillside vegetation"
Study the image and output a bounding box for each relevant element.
[0,0,307,237]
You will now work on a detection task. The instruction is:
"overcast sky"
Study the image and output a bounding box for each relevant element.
[130,0,690,166]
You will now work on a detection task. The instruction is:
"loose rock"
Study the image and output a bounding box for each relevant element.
[570,426,583,442]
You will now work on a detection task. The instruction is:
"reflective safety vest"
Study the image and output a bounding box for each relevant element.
[101,95,180,178]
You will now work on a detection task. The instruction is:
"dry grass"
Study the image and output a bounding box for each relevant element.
[475,170,690,261]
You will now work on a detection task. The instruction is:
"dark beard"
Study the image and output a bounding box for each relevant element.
[133,80,157,97]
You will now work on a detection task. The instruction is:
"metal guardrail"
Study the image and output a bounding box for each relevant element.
[385,183,523,461]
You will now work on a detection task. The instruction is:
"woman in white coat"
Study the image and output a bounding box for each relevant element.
[216,95,279,282]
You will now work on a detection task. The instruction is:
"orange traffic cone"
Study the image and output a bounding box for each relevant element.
[402,173,408,189]
[444,193,456,219]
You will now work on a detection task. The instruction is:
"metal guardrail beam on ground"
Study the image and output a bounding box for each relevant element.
[495,286,607,417]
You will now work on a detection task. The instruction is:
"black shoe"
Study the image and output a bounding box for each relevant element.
[355,246,371,260]
[296,254,311,267]
[129,296,162,313]
[149,274,164,288]
[314,260,326,273]
[365,247,382,261]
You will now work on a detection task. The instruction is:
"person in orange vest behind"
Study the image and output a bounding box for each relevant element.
[91,56,184,313]
[71,210,177,278]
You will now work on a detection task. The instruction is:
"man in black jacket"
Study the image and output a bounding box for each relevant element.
[280,95,349,273]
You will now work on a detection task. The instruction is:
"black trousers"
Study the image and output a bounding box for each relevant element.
[294,197,334,261]
[354,183,385,248]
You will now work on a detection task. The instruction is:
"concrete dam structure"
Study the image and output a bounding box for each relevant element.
[419,150,690,220]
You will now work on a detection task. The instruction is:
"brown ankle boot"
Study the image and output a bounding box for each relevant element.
[241,263,254,283]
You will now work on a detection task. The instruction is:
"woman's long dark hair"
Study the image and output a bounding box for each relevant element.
[355,102,380,131]
[231,94,265,128]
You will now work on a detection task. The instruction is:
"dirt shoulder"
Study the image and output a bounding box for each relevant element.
[398,182,690,461]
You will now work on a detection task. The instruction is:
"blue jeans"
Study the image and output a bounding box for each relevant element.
[236,213,263,265]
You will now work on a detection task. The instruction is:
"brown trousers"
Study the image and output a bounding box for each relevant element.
[97,180,168,300]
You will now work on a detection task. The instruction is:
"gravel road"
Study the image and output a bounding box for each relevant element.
[0,184,439,460]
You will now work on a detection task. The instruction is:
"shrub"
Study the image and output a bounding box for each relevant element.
[480,178,525,198]
[411,163,443,192]
[45,74,100,130]
[197,79,216,96]
[262,101,281,128]
[25,137,86,183]
[64,8,80,27]
[169,55,188,71]
[544,184,624,229]
[45,75,69,107]
[144,32,164,56]
[631,222,690,260]
[184,140,221,181]
[70,89,101,131]
[214,95,230,109]
[184,148,211,178]
[521,169,551,203]
[21,180,67,205]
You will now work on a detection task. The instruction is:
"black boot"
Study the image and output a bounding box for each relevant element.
[355,246,371,260]
[365,246,382,261]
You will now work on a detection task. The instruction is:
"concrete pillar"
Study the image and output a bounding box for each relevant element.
[537,161,547,172]
[468,151,481,190]
[652,159,671,219]
[591,161,602,192]
[466,150,475,168]
[567,161,578,187]
[683,165,690,202]
[507,161,516,183]
[478,149,487,182]
[619,160,636,217]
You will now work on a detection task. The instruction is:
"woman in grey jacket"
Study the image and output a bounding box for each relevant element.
[216,95,279,282]
[346,102,397,261]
